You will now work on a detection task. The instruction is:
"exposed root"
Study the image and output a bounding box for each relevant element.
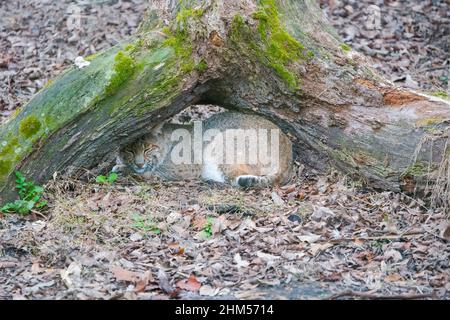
[404,127,450,212]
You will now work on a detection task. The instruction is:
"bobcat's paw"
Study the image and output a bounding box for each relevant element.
[111,164,126,173]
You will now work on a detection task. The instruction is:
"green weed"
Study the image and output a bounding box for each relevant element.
[202,217,214,238]
[96,172,118,184]
[132,213,161,235]
[1,171,47,215]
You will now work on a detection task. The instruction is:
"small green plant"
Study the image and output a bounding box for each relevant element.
[1,171,47,215]
[95,172,118,184]
[339,43,351,53]
[132,214,161,235]
[202,217,214,238]
[372,238,391,248]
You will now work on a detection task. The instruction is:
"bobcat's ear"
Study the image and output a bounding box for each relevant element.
[151,123,165,137]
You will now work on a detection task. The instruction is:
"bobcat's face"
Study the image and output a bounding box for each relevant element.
[120,136,163,173]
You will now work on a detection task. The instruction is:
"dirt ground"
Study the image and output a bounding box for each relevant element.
[0,1,449,300]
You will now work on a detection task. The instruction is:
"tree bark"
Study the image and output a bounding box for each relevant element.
[1,0,449,204]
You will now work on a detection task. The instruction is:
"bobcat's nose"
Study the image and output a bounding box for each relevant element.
[136,163,145,169]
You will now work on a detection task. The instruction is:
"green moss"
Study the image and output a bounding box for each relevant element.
[125,44,135,51]
[0,136,20,179]
[0,160,12,176]
[415,116,444,128]
[125,39,145,54]
[340,43,351,53]
[231,0,306,90]
[7,108,22,122]
[430,91,449,99]
[426,127,443,135]
[162,6,205,74]
[176,7,204,26]
[147,75,180,97]
[43,79,54,89]
[401,161,429,178]
[105,51,137,96]
[85,53,99,62]
[0,138,19,157]
[19,115,42,138]
[230,15,246,39]
[196,59,208,72]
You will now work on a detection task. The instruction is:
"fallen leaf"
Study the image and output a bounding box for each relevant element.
[110,265,141,283]
[176,274,201,292]
[31,221,46,232]
[60,262,82,288]
[192,216,207,231]
[281,184,296,194]
[129,232,143,242]
[135,271,153,293]
[383,249,403,262]
[168,243,185,255]
[297,234,321,243]
[310,243,333,256]
[158,269,173,294]
[311,206,335,222]
[212,215,229,234]
[384,273,403,282]
[256,251,280,265]
[234,253,250,268]
[271,192,285,206]
[199,285,219,297]
[440,222,450,241]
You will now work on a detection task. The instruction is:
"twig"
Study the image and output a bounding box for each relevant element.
[328,231,424,243]
[325,290,435,300]
[31,209,48,220]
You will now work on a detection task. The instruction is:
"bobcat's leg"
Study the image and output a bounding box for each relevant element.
[234,175,274,188]
[231,164,278,188]
[201,139,225,183]
[201,161,225,183]
[112,156,127,173]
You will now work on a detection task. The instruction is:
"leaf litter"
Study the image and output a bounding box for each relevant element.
[0,169,448,299]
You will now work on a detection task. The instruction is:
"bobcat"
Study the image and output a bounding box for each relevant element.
[115,112,293,187]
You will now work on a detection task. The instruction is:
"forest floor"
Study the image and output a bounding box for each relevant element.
[0,0,449,299]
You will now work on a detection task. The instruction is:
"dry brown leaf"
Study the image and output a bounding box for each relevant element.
[110,265,142,283]
[271,192,285,206]
[440,222,450,241]
[199,285,219,297]
[212,215,229,234]
[384,274,403,282]
[281,184,296,194]
[297,234,321,243]
[310,243,333,256]
[234,253,250,268]
[176,274,201,292]
[168,243,185,255]
[134,271,153,293]
[158,269,173,294]
[192,216,207,231]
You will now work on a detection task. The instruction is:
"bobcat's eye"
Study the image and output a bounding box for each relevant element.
[144,146,157,157]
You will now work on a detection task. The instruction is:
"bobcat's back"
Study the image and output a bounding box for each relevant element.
[118,112,293,187]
